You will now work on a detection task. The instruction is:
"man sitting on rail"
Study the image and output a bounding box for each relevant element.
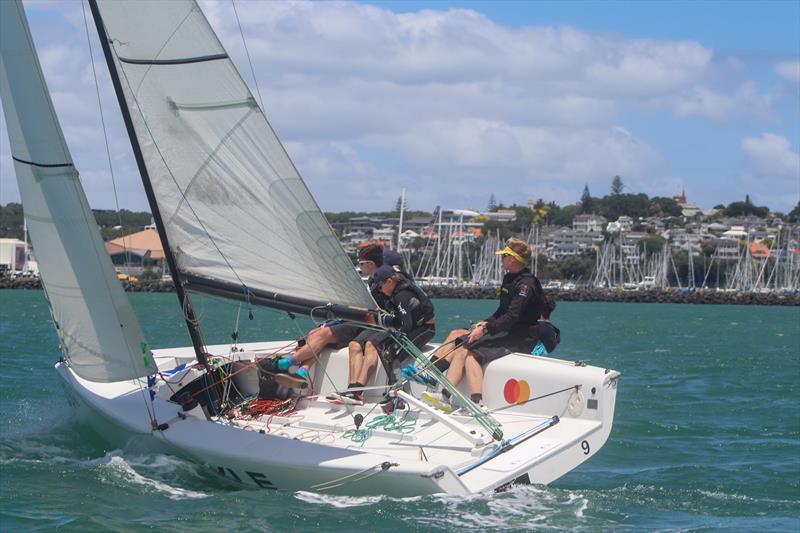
[328,265,435,405]
[266,244,384,388]
[420,238,544,410]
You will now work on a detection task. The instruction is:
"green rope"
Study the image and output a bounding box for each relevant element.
[342,428,373,444]
[366,414,417,434]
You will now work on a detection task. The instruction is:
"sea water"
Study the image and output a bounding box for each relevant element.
[1,290,798,531]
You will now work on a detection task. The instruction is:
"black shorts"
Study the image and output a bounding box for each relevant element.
[468,331,535,365]
[353,328,389,350]
[329,322,362,349]
[354,325,436,359]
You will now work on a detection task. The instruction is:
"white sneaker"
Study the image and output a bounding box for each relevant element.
[421,391,453,413]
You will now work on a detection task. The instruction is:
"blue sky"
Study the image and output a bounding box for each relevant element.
[1,0,798,213]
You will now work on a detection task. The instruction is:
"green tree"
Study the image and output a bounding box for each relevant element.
[788,201,800,223]
[648,197,682,217]
[597,193,650,220]
[611,175,624,195]
[549,204,579,227]
[487,193,497,211]
[724,197,769,218]
[580,184,593,213]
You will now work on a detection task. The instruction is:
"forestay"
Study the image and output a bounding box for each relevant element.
[93,0,375,311]
[0,0,156,382]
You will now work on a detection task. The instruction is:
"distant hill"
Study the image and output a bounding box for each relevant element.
[0,202,153,241]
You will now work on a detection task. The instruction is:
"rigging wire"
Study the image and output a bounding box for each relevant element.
[231,0,265,110]
[79,0,157,426]
[80,0,127,256]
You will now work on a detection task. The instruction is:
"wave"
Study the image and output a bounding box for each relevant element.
[98,455,210,500]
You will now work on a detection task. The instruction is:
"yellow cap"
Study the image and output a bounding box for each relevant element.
[495,246,526,264]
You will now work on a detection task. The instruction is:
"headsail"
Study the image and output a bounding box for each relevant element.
[0,0,157,382]
[91,0,376,316]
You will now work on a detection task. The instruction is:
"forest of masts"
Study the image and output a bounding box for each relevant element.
[403,221,800,293]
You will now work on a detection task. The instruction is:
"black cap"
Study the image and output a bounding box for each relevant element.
[383,250,404,271]
[370,265,396,291]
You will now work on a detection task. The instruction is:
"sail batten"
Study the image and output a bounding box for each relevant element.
[0,0,157,382]
[94,0,377,314]
[118,53,228,65]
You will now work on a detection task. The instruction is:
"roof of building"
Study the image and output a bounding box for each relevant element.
[105,228,164,260]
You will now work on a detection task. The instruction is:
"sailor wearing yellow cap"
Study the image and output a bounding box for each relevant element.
[420,237,544,409]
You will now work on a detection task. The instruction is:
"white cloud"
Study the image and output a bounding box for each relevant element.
[739,133,800,210]
[1,1,795,213]
[670,81,776,121]
[775,60,800,83]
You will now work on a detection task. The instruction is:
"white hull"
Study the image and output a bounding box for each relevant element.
[56,341,619,496]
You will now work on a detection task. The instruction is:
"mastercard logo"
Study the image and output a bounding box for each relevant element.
[503,378,530,404]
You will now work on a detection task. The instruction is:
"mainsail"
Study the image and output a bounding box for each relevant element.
[0,0,156,382]
[91,0,376,316]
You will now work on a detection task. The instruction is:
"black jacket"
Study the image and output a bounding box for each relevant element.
[385,281,435,334]
[484,269,544,338]
[536,320,561,353]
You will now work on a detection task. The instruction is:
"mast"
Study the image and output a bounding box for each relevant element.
[87,0,208,366]
[396,188,405,251]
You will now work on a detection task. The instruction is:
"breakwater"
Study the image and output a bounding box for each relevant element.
[2,276,798,305]
[424,285,800,306]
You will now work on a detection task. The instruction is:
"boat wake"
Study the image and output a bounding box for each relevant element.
[293,484,592,529]
[295,491,389,508]
[96,453,210,501]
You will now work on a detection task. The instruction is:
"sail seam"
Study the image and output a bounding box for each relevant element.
[117,53,227,65]
[12,156,72,168]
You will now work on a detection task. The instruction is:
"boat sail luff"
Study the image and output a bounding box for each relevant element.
[91,0,377,317]
[0,0,156,382]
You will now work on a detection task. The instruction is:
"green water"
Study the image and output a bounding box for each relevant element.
[1,290,798,531]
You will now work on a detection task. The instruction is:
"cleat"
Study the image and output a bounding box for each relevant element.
[421,391,453,413]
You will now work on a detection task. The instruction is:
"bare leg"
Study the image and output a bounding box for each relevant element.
[293,326,336,368]
[444,345,469,387]
[464,352,484,396]
[436,329,469,362]
[356,341,380,386]
[348,341,364,385]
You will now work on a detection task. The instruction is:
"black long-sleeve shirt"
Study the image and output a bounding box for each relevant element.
[385,282,435,334]
[484,269,544,338]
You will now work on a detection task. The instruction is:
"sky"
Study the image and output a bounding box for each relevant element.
[1,0,798,214]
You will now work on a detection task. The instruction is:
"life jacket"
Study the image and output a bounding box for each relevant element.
[391,280,435,328]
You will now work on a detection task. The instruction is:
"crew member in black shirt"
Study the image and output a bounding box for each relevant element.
[423,237,543,409]
[330,265,435,405]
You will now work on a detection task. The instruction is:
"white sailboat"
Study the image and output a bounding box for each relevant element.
[1,0,620,496]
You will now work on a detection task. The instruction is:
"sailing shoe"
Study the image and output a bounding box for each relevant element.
[401,364,437,386]
[327,391,364,406]
[421,391,453,413]
[274,371,308,389]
